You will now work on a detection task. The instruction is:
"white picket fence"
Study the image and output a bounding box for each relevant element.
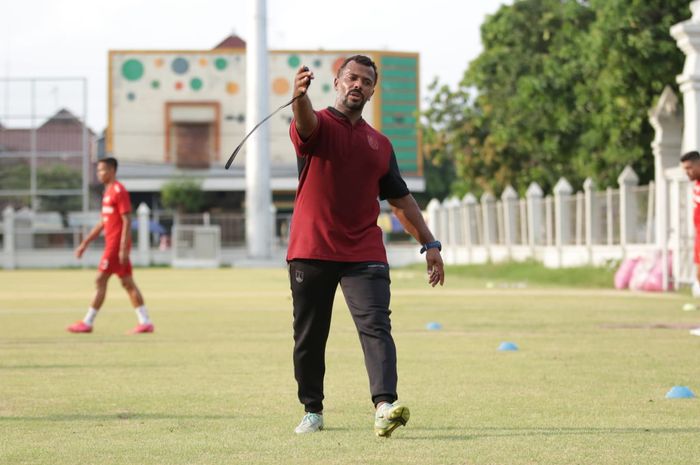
[426,167,660,265]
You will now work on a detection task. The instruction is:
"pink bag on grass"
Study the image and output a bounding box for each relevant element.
[614,257,641,290]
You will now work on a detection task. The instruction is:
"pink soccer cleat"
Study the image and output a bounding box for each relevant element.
[67,321,93,333]
[128,323,154,334]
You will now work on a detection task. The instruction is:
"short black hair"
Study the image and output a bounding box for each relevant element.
[681,151,700,162]
[337,55,378,85]
[98,157,118,171]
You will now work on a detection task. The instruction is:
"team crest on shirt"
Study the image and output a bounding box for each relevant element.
[295,270,304,283]
[367,134,379,151]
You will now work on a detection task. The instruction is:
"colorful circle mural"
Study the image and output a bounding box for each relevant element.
[198,58,208,67]
[154,58,164,68]
[122,59,144,81]
[226,82,240,94]
[127,92,136,101]
[215,58,228,70]
[322,83,332,93]
[313,59,322,68]
[175,82,184,90]
[332,56,347,75]
[151,80,160,89]
[172,57,189,75]
[190,78,203,91]
[287,55,301,68]
[272,78,290,95]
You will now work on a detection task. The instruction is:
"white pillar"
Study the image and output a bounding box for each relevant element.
[606,187,615,245]
[460,193,475,247]
[575,191,584,245]
[445,197,461,247]
[672,2,700,153]
[554,178,573,246]
[440,198,451,246]
[462,194,477,263]
[545,195,554,246]
[583,178,599,247]
[3,206,15,270]
[649,86,683,290]
[526,182,544,248]
[671,1,700,287]
[618,166,640,246]
[501,185,518,248]
[245,0,273,259]
[519,199,528,246]
[137,202,151,267]
[426,198,441,240]
[481,192,497,246]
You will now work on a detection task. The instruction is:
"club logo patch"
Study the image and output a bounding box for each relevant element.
[367,134,379,150]
[295,270,304,283]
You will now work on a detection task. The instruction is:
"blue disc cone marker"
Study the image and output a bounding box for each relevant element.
[426,322,442,331]
[498,341,519,351]
[665,386,696,399]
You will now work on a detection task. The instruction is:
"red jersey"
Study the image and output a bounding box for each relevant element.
[101,181,132,251]
[695,181,700,228]
[287,107,409,263]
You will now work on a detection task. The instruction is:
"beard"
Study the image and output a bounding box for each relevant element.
[342,91,366,111]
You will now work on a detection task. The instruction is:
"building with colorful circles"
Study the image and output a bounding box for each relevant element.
[107,36,423,210]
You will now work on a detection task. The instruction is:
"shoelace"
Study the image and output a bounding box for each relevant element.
[301,413,320,425]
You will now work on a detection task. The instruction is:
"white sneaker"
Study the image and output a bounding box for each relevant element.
[374,401,410,438]
[294,412,323,434]
[692,281,700,297]
[690,328,700,336]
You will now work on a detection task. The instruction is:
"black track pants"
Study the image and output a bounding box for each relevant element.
[289,259,398,413]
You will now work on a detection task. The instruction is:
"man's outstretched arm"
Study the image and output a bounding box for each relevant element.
[291,66,316,140]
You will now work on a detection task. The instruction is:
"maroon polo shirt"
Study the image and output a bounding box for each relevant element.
[287,107,409,263]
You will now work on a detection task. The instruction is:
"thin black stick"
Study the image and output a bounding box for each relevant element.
[225,67,310,169]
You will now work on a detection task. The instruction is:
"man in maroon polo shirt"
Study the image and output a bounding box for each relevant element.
[288,55,445,437]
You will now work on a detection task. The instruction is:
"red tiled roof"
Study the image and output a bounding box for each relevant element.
[213,34,246,49]
[0,108,96,154]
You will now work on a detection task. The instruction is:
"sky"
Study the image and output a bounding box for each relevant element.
[1,0,510,132]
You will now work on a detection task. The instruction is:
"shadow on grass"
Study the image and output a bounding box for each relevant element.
[0,413,236,422]
[0,363,172,370]
[404,426,700,440]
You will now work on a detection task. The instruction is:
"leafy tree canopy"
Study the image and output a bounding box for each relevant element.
[422,0,691,198]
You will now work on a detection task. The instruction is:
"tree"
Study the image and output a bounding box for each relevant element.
[0,162,82,212]
[421,0,691,197]
[160,178,204,213]
[575,0,689,186]
[37,164,82,213]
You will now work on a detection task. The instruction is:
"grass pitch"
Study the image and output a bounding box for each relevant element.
[1,266,699,465]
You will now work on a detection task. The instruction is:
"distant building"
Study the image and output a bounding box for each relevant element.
[0,108,97,210]
[108,35,423,211]
[0,108,96,162]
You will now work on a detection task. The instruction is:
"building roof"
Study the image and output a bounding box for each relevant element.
[0,108,96,153]
[213,34,246,49]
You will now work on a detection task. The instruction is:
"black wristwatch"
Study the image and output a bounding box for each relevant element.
[420,240,442,254]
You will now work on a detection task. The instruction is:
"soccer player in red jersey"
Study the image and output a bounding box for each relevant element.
[67,157,154,334]
[681,150,700,336]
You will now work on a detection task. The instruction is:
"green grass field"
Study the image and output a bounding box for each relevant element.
[1,266,699,465]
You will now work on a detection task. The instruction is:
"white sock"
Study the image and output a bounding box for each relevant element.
[83,307,98,326]
[135,306,151,325]
[693,281,700,298]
